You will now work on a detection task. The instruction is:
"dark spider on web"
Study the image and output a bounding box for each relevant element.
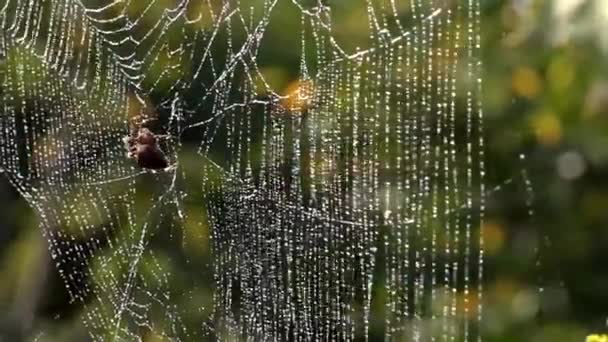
[123,115,172,170]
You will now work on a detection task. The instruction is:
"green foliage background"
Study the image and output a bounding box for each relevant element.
[1,0,608,341]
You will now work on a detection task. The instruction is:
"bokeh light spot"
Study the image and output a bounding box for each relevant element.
[531,111,562,145]
[512,67,542,99]
[556,151,586,180]
[511,289,539,321]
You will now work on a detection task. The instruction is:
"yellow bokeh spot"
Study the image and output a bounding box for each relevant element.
[281,79,314,111]
[586,334,608,342]
[512,67,542,99]
[481,220,505,255]
[530,111,562,146]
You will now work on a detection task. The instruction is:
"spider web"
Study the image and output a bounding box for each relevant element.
[0,0,485,340]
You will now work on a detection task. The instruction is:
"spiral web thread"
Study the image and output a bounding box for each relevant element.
[0,0,484,340]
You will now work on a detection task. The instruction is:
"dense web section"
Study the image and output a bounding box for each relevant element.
[0,0,485,340]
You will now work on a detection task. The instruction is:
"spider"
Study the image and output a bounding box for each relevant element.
[124,116,170,170]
